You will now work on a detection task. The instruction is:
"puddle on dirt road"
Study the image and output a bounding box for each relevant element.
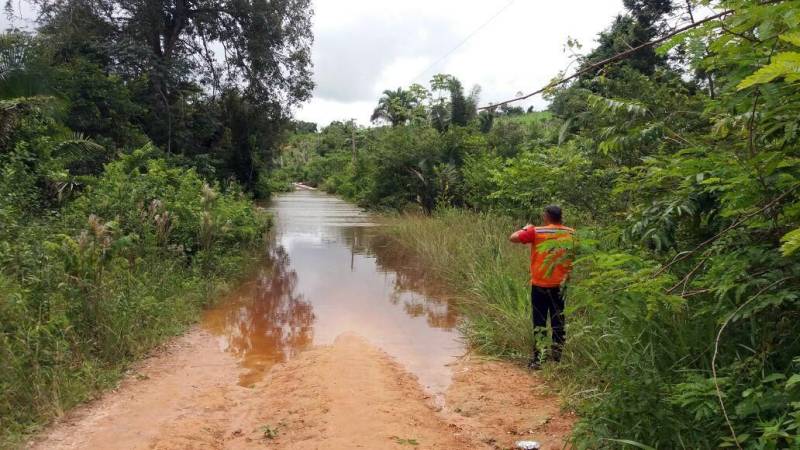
[202,190,464,395]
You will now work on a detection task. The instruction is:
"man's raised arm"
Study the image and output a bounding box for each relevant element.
[509,225,534,244]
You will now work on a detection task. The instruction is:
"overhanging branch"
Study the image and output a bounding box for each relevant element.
[479,1,784,111]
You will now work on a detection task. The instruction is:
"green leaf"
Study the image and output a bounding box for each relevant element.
[763,373,786,383]
[787,374,800,390]
[604,439,657,450]
[784,8,800,28]
[780,32,800,47]
[781,227,800,256]
[737,52,800,90]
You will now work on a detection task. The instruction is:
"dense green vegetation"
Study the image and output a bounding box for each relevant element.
[0,0,312,446]
[3,0,799,447]
[275,1,800,448]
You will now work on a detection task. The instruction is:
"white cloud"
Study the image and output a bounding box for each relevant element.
[311,14,458,103]
[297,98,376,125]
[296,0,625,127]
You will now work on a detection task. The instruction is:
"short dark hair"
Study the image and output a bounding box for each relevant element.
[544,205,563,223]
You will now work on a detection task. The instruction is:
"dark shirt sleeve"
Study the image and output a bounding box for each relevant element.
[517,226,536,244]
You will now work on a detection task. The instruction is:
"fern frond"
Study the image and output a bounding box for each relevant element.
[587,94,649,117]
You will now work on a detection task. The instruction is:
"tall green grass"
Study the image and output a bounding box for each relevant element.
[379,209,535,359]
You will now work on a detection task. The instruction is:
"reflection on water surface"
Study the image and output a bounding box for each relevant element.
[202,190,463,393]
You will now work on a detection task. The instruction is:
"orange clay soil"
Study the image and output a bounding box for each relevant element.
[29,330,574,450]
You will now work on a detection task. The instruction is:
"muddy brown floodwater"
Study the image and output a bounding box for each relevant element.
[203,190,464,396]
[31,190,574,450]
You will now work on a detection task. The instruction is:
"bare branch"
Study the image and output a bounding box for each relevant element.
[479,0,786,111]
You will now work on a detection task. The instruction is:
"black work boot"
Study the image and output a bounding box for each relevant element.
[551,346,562,363]
[527,351,542,370]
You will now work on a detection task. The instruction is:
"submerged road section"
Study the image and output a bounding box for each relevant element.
[203,190,464,395]
[30,190,573,450]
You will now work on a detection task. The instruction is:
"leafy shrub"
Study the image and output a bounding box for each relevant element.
[0,144,268,446]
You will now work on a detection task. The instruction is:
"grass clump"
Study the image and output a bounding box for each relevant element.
[379,209,533,360]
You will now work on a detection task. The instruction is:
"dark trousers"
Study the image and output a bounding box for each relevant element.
[531,285,565,361]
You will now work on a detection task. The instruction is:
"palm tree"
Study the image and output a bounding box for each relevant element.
[370,88,414,127]
[0,32,53,99]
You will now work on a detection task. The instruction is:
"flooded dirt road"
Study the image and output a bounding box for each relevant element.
[30,191,573,450]
[204,190,464,396]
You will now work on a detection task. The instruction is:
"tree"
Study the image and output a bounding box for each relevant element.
[622,0,674,30]
[35,0,314,154]
[429,74,479,131]
[292,121,318,134]
[370,88,417,126]
[580,0,674,77]
[407,83,431,124]
[449,78,469,127]
[0,32,55,99]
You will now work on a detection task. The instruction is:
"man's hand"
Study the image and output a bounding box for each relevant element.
[509,224,533,243]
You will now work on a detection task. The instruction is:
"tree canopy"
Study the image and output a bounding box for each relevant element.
[35,0,314,106]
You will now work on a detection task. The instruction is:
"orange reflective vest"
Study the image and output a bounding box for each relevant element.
[517,224,576,287]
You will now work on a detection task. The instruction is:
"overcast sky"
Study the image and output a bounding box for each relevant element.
[3,0,626,127]
[299,0,625,126]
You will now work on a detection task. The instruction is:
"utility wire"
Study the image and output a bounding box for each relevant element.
[479,7,737,111]
[410,0,517,84]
